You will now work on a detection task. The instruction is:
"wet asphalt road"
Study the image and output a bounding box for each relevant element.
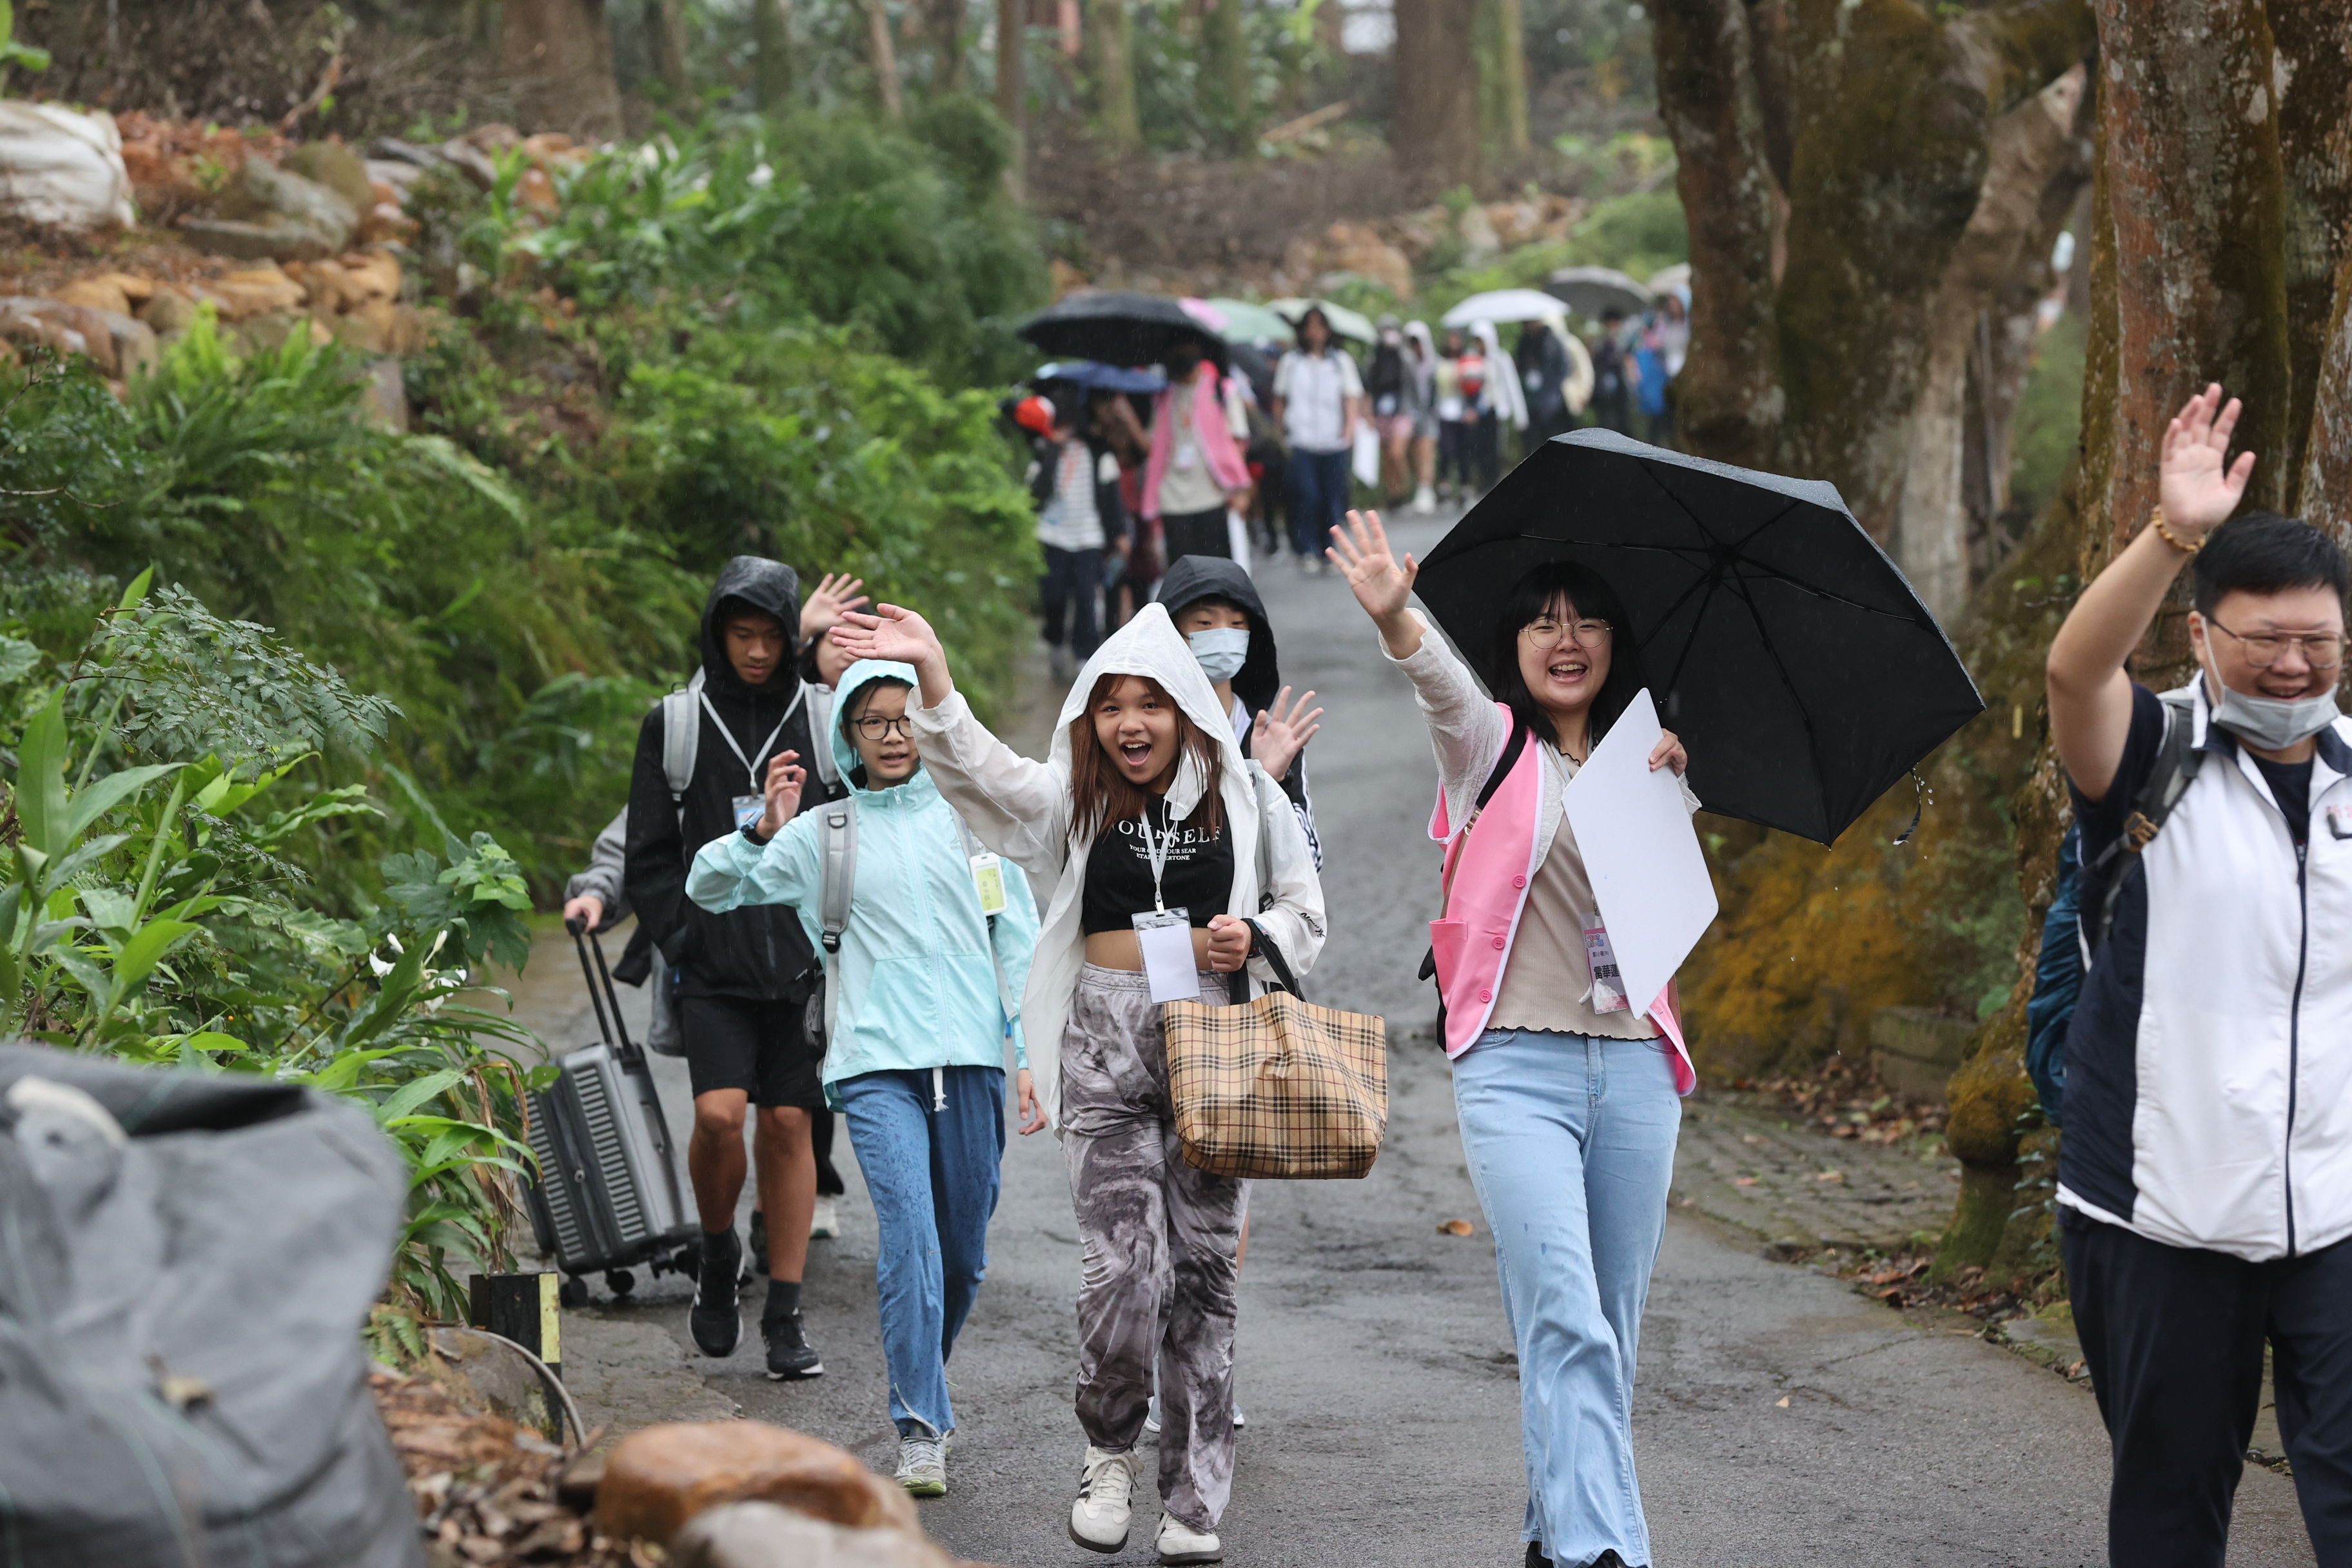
[531,511,2317,1567]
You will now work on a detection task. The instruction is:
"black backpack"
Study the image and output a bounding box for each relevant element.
[2024,691,2202,1123]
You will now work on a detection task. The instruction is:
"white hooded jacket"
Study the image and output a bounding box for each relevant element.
[909,603,1328,1134]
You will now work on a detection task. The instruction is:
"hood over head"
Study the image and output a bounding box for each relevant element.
[1155,555,1280,718]
[1050,603,1240,825]
[700,555,803,695]
[1405,320,1435,357]
[830,658,928,792]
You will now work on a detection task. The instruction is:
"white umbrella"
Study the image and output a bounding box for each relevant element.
[1266,297,1377,344]
[1542,266,1653,320]
[1440,288,1567,328]
[1646,263,1691,300]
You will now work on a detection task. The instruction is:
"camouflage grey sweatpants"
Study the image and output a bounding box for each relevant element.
[1061,963,1249,1533]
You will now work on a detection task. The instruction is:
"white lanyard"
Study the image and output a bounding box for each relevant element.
[698,680,806,791]
[1139,807,1177,913]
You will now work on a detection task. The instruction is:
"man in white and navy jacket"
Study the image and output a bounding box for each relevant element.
[2048,384,2352,1568]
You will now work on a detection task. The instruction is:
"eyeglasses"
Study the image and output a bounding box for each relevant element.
[1522,617,1613,649]
[2205,618,2346,671]
[854,714,916,740]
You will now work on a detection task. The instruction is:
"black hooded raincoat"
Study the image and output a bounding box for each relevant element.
[623,556,823,1001]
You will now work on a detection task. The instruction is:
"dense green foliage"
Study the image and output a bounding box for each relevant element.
[0,568,544,1355]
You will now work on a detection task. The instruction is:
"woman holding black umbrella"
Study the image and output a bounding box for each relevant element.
[1329,507,1692,1568]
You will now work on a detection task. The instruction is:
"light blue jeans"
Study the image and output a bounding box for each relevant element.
[835,1064,1005,1438]
[1452,1028,1681,1568]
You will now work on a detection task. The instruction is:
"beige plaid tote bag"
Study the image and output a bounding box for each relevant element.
[1164,927,1389,1179]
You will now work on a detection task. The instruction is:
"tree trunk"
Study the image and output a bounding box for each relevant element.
[753,0,794,109]
[2272,6,2352,493]
[1088,0,1140,153]
[1202,0,1251,151]
[497,0,624,139]
[1474,0,1529,161]
[642,0,691,97]
[995,0,1024,191]
[929,0,966,90]
[1393,0,1480,184]
[866,0,904,117]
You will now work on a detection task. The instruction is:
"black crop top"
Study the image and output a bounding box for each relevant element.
[1081,797,1236,934]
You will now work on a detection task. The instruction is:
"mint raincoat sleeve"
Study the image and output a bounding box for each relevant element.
[991,859,1042,1068]
[685,814,822,916]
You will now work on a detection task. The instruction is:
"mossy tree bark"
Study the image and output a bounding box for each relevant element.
[1201,0,1252,152]
[1394,0,1482,185]
[1474,0,1531,162]
[1088,0,1141,154]
[1650,0,2095,614]
[867,0,905,117]
[927,0,967,90]
[643,0,692,98]
[497,0,625,138]
[752,0,794,109]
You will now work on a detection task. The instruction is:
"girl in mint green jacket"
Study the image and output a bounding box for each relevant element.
[689,658,1040,1500]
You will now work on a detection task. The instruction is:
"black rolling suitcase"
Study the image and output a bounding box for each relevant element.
[525,922,698,1306]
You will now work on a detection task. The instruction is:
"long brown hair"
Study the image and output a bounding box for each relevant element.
[1068,672,1226,840]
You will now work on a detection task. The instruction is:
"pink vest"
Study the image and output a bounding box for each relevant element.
[1142,369,1251,520]
[1427,705,1696,1093]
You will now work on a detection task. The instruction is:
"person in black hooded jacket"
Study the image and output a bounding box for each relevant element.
[625,555,828,1380]
[1154,555,1324,867]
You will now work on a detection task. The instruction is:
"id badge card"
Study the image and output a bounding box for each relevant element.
[732,794,765,832]
[1132,908,1200,1002]
[1582,912,1630,1014]
[1174,438,1200,471]
[970,852,1009,917]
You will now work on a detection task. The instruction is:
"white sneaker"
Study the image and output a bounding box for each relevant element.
[1413,484,1436,514]
[1156,1514,1224,1563]
[1068,1445,1138,1553]
[808,1197,839,1240]
[895,1433,946,1498]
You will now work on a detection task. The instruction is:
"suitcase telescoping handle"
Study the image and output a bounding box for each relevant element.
[565,917,644,1068]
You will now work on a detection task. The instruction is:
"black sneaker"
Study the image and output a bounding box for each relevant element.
[690,1230,743,1357]
[747,1209,769,1283]
[763,1309,825,1380]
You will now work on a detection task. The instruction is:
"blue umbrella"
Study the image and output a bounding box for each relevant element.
[1034,360,1170,395]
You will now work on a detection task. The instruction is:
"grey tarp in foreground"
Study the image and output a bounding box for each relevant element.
[0,1043,422,1568]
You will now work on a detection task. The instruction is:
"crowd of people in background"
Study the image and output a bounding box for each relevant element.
[1006,290,1691,647]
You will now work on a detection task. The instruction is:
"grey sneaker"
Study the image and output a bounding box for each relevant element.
[896,1433,947,1498]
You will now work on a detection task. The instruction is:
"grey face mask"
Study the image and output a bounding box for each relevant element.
[2208,669,2342,751]
[1187,627,1250,685]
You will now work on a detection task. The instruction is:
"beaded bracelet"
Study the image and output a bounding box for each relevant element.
[2151,505,2202,554]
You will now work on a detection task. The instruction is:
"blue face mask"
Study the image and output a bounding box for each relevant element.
[1187,627,1250,685]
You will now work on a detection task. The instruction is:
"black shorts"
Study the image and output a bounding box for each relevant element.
[676,993,825,1110]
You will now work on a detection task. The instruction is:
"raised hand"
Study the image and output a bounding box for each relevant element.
[2159,384,2257,539]
[1648,729,1688,776]
[1327,509,1424,658]
[799,572,870,641]
[834,605,954,707]
[756,750,806,839]
[1250,685,1324,782]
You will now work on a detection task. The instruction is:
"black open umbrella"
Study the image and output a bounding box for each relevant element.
[1018,291,1228,371]
[1413,429,1983,844]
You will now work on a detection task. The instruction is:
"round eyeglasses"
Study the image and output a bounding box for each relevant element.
[1521,616,1613,649]
[854,714,916,740]
[2205,618,2346,671]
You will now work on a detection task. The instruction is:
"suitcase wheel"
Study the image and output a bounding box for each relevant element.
[605,1268,637,1298]
[558,1275,589,1309]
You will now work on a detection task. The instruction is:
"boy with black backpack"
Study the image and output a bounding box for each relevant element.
[623,556,830,1380]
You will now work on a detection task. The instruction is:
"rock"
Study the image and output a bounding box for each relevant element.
[1868,1006,1978,1102]
[140,290,202,335]
[340,250,402,305]
[436,140,500,191]
[596,1421,919,1546]
[239,310,331,354]
[335,298,396,354]
[95,270,155,304]
[462,122,523,152]
[282,141,374,214]
[1318,221,1413,298]
[211,266,307,320]
[239,157,358,249]
[295,257,360,314]
[93,309,157,380]
[0,102,135,231]
[0,297,89,360]
[1456,202,1501,263]
[669,1502,954,1568]
[368,137,445,170]
[357,202,416,244]
[521,132,582,166]
[387,304,438,356]
[516,166,559,213]
[50,277,132,317]
[179,217,338,264]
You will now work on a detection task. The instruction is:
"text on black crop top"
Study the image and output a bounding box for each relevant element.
[1081,796,1236,934]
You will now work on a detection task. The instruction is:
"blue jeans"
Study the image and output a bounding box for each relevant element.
[836,1064,1006,1437]
[1286,445,1351,558]
[1452,1030,1681,1568]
